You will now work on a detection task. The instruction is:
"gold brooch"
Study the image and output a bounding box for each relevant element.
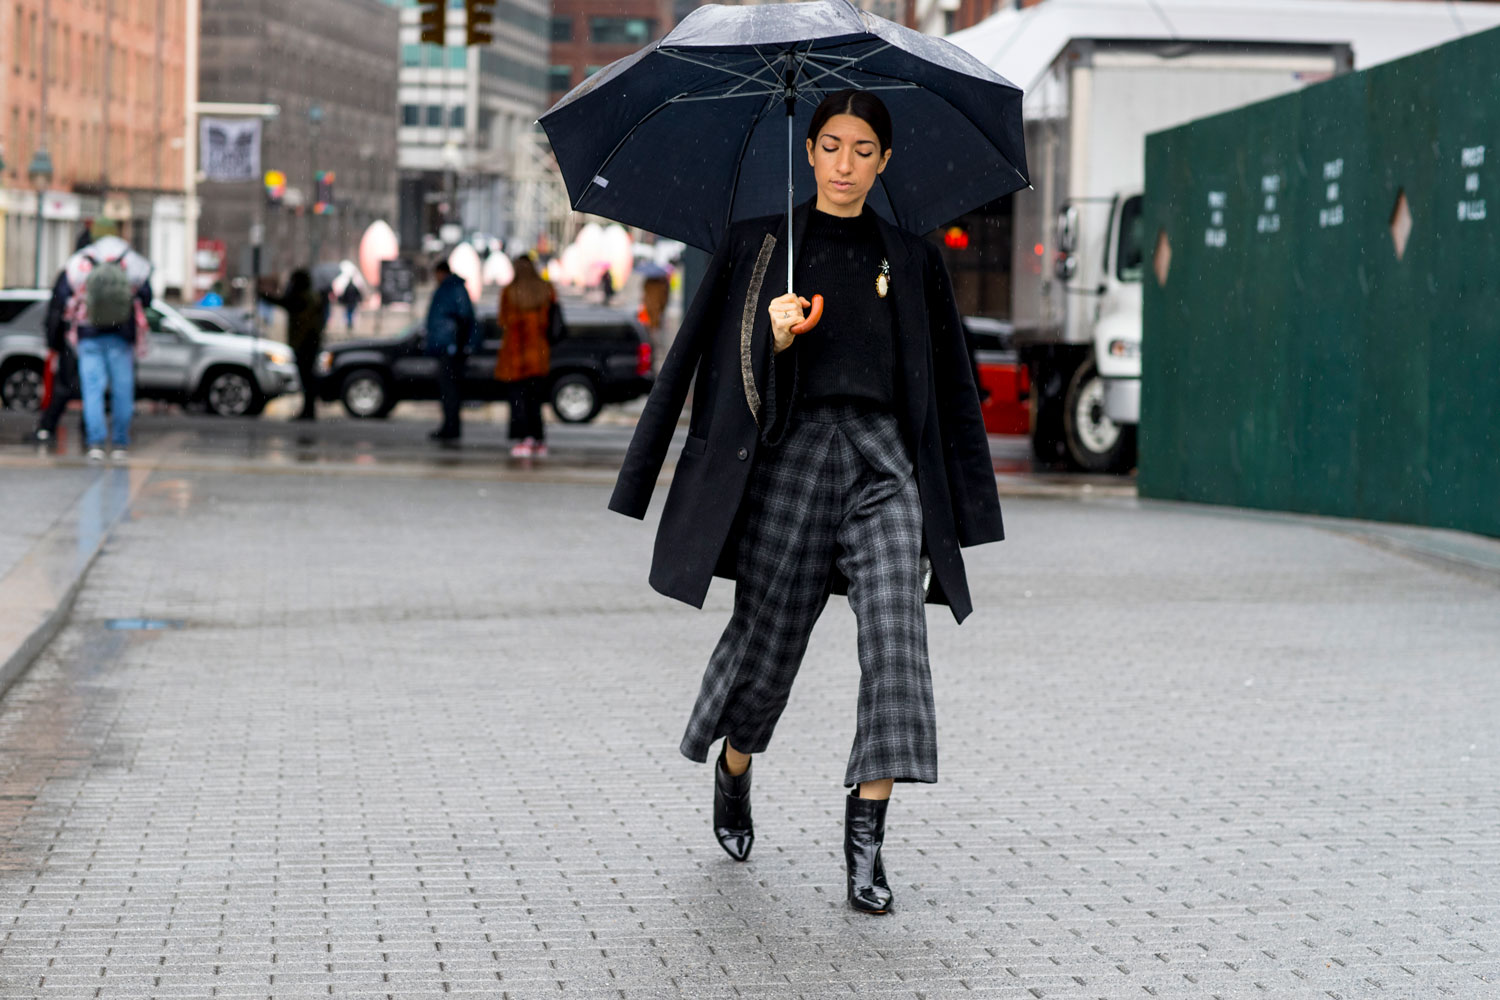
[875,258,890,298]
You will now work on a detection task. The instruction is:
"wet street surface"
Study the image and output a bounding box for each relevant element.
[0,407,1497,997]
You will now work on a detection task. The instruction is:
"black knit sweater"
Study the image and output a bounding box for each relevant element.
[789,207,895,408]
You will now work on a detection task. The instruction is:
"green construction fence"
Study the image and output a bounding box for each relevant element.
[1140,26,1499,538]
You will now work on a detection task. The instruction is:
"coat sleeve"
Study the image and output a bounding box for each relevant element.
[44,274,71,351]
[608,238,733,519]
[924,242,1004,547]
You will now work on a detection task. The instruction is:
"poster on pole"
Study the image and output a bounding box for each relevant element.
[200,118,262,183]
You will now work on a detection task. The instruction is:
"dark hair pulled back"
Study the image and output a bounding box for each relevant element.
[806,89,893,153]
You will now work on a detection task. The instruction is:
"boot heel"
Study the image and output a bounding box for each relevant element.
[845,790,893,914]
[713,742,754,861]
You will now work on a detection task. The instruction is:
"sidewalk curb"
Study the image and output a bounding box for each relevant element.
[1130,495,1500,585]
[0,456,162,701]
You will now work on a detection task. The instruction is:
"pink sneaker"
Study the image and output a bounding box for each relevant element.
[531,440,548,458]
[510,439,534,458]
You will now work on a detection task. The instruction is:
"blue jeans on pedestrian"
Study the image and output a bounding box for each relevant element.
[77,334,135,448]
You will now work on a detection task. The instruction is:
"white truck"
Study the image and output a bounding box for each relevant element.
[1011,40,1349,471]
[947,0,1500,472]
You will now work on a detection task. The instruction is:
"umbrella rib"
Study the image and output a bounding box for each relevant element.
[722,91,781,235]
[574,93,698,209]
[795,43,892,92]
[660,48,783,93]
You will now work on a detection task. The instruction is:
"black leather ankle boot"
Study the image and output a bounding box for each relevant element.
[844,790,893,914]
[713,742,754,861]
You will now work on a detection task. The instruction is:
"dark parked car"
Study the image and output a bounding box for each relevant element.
[315,299,654,422]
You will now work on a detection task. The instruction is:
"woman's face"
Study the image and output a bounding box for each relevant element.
[806,113,892,216]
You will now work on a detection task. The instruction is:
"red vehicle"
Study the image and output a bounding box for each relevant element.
[965,316,1030,436]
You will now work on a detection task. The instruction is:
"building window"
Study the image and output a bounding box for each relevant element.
[401,43,423,67]
[12,5,23,74]
[588,16,654,45]
[548,65,571,91]
[550,16,571,41]
[448,46,465,68]
[450,106,464,128]
[402,104,420,126]
[584,64,602,77]
[425,105,443,126]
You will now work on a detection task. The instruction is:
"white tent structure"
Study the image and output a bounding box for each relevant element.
[949,0,1500,120]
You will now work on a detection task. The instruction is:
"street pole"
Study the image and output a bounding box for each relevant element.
[33,0,52,287]
[308,103,323,267]
[33,186,45,287]
[191,102,279,323]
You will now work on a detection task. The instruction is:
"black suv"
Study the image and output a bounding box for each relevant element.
[316,300,654,422]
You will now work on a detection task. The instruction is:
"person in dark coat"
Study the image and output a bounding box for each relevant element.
[424,260,478,441]
[31,269,79,445]
[260,269,327,421]
[338,281,363,331]
[608,90,1003,915]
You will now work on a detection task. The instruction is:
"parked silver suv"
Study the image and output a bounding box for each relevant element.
[0,289,301,417]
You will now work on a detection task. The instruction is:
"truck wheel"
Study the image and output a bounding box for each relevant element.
[550,373,601,423]
[1063,358,1136,473]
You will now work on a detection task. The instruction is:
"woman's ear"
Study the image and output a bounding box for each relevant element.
[806,137,816,168]
[877,148,892,174]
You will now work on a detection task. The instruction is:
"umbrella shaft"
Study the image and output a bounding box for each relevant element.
[786,106,794,295]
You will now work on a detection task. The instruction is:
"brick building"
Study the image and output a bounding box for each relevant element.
[0,0,197,290]
[547,0,674,103]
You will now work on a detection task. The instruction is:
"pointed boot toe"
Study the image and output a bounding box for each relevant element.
[845,790,894,914]
[715,829,754,862]
[713,745,754,862]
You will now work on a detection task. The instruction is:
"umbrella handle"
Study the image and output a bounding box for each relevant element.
[789,294,823,335]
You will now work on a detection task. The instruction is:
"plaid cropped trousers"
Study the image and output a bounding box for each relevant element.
[680,402,937,787]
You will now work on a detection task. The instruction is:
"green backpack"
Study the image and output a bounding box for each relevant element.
[84,254,134,329]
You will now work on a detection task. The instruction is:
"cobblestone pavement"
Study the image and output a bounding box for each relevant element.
[0,464,1497,998]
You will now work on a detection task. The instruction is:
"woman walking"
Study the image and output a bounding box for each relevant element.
[609,90,1003,914]
[496,255,556,458]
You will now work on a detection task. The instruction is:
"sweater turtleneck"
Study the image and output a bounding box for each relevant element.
[790,205,896,409]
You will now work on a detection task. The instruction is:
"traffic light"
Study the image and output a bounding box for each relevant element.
[314,171,336,215]
[464,0,493,46]
[417,0,445,45]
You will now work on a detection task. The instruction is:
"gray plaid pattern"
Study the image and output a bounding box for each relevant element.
[680,402,937,787]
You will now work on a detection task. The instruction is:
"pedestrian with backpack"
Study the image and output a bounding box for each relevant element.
[61,234,153,461]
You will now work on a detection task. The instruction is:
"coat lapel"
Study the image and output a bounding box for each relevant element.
[747,200,814,418]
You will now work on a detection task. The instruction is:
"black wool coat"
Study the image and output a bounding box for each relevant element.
[608,199,1003,623]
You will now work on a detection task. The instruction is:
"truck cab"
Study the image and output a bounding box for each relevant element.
[1094,192,1144,427]
[1042,189,1144,473]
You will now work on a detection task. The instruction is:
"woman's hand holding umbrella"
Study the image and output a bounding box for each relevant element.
[769,292,824,352]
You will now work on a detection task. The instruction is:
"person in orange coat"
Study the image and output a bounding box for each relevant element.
[495,255,556,458]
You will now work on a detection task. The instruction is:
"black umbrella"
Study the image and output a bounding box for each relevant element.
[539,0,1027,296]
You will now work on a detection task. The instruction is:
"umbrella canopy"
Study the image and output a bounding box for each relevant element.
[539,0,1028,255]
[65,236,152,291]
